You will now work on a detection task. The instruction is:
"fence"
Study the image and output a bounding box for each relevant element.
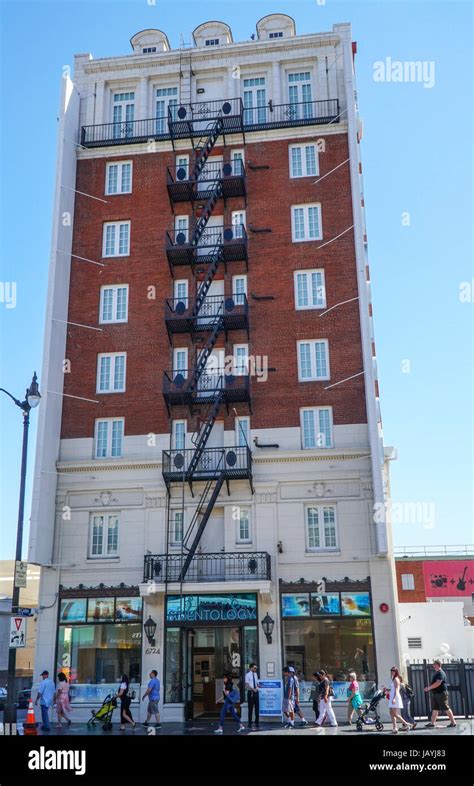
[407,659,474,718]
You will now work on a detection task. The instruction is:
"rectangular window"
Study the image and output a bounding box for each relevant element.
[175,154,189,180]
[102,221,130,257]
[289,144,319,178]
[306,506,338,550]
[174,279,189,307]
[97,353,126,393]
[291,204,322,242]
[297,340,330,381]
[243,77,266,125]
[112,92,135,139]
[89,514,119,558]
[156,86,178,134]
[401,574,415,590]
[205,39,220,46]
[235,416,250,447]
[175,215,189,243]
[143,47,157,53]
[300,407,333,449]
[99,285,129,323]
[172,420,186,451]
[233,344,249,376]
[231,210,246,239]
[105,161,132,195]
[231,150,244,176]
[232,275,247,305]
[170,511,184,546]
[294,270,326,310]
[269,31,283,38]
[95,419,124,458]
[237,509,251,543]
[173,348,188,378]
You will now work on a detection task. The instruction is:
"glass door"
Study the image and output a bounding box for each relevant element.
[243,78,266,125]
[288,72,313,119]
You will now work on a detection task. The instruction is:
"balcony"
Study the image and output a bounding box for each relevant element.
[166,160,246,204]
[165,294,249,339]
[165,225,248,268]
[144,550,271,584]
[81,98,340,148]
[162,446,252,484]
[163,368,251,410]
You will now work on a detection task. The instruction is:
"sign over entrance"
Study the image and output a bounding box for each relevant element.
[166,593,257,623]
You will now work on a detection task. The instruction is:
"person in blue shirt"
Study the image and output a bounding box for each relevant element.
[35,670,56,732]
[142,670,161,727]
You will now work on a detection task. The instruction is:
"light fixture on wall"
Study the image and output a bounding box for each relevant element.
[261,612,275,644]
[144,616,157,647]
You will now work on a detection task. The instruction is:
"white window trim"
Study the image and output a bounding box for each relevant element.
[88,512,120,559]
[305,505,339,552]
[232,274,248,300]
[300,406,334,449]
[289,144,319,179]
[94,417,125,459]
[96,352,127,394]
[173,347,188,377]
[291,203,323,242]
[102,221,131,258]
[236,508,252,544]
[105,161,133,195]
[297,339,330,381]
[401,573,415,591]
[169,509,184,548]
[294,269,326,310]
[235,416,250,447]
[99,284,129,324]
[172,419,187,450]
[175,154,190,180]
[233,343,249,375]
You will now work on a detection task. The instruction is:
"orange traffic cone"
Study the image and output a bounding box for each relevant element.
[23,697,38,735]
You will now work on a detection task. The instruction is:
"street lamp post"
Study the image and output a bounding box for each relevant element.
[0,372,41,725]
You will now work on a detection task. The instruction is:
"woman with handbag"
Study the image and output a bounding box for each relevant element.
[346,671,363,724]
[118,673,136,731]
[389,667,411,733]
[214,674,245,734]
[400,675,416,729]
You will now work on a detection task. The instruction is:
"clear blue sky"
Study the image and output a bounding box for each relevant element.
[0,0,472,560]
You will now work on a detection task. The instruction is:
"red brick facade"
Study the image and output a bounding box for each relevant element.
[395,561,427,602]
[61,133,367,439]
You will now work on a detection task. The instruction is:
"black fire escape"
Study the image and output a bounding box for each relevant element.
[162,100,252,582]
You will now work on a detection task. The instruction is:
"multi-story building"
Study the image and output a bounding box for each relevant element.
[29,14,401,722]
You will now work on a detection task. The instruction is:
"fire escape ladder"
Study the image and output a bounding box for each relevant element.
[186,316,223,396]
[187,390,224,477]
[179,470,226,580]
[192,116,224,180]
[192,248,224,317]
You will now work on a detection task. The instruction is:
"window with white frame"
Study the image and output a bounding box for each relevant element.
[89,513,119,558]
[231,149,244,176]
[233,344,249,376]
[401,574,415,590]
[235,416,250,447]
[175,215,189,243]
[306,506,338,550]
[174,279,189,307]
[95,418,124,459]
[175,154,189,180]
[143,46,157,53]
[105,161,132,195]
[102,221,130,257]
[243,77,266,125]
[236,508,251,543]
[269,31,283,38]
[289,144,319,178]
[156,86,178,133]
[170,510,184,546]
[173,347,188,378]
[231,210,246,239]
[297,340,330,381]
[300,407,333,449]
[291,204,322,242]
[232,274,247,305]
[112,92,135,139]
[205,39,220,46]
[97,353,126,393]
[288,72,313,120]
[294,270,326,310]
[172,420,186,451]
[99,285,128,323]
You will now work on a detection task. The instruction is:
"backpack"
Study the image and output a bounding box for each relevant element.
[228,687,240,703]
[403,683,414,699]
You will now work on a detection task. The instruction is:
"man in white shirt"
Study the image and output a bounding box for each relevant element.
[245,662,260,728]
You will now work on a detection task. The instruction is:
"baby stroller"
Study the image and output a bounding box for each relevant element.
[355,688,389,732]
[87,693,117,731]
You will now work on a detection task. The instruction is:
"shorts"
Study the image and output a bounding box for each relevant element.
[294,701,300,714]
[148,699,160,715]
[282,699,294,714]
[431,692,450,712]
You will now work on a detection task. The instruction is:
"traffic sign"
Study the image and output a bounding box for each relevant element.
[9,616,27,648]
[14,561,27,589]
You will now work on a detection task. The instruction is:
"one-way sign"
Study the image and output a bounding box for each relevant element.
[9,616,27,648]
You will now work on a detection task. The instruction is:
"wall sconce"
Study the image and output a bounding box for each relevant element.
[277,541,283,554]
[144,616,157,647]
[261,612,274,644]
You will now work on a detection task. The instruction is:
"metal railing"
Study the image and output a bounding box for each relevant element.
[81,98,340,147]
[167,159,245,184]
[166,225,247,250]
[144,550,271,583]
[163,368,250,399]
[394,546,474,558]
[165,293,248,322]
[162,445,251,478]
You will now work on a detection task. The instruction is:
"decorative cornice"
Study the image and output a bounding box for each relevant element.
[59,583,139,597]
[279,576,371,592]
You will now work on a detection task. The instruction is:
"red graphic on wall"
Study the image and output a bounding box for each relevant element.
[423,560,474,597]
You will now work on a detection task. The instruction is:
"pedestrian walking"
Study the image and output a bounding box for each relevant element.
[214,674,245,734]
[314,670,338,730]
[347,671,363,724]
[245,662,260,728]
[118,674,136,731]
[54,672,72,728]
[34,670,55,732]
[282,666,296,729]
[311,672,321,724]
[142,670,161,727]
[423,660,457,728]
[292,668,308,726]
[389,667,411,733]
[399,674,416,729]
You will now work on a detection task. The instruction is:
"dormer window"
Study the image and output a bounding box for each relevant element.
[269,32,283,38]
[205,38,220,46]
[142,46,157,53]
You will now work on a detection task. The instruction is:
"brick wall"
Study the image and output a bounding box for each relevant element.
[61,133,367,439]
[395,560,427,602]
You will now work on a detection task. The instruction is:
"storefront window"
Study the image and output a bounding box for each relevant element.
[57,622,142,703]
[243,626,258,671]
[283,618,375,701]
[165,628,181,703]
